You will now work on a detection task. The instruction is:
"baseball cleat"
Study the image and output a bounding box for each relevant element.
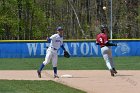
[37,70,41,78]
[54,74,59,78]
[113,68,117,74]
[110,70,115,77]
[113,70,117,74]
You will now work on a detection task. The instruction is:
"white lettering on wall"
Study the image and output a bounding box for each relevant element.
[27,43,38,56]
[40,43,47,55]
[90,43,98,55]
[71,43,79,55]
[27,42,99,56]
[81,43,89,55]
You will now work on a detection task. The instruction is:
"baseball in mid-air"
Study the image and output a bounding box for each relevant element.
[103,6,107,10]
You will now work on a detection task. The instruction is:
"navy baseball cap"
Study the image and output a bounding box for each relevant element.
[57,26,63,31]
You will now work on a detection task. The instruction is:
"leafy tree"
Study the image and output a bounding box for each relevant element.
[0,0,139,40]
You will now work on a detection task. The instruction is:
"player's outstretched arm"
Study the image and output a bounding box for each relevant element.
[61,45,66,51]
[105,42,117,46]
[61,45,70,58]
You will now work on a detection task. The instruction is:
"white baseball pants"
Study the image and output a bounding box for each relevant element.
[43,47,58,67]
[101,46,115,70]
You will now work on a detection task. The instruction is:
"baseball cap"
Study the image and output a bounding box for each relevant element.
[57,26,63,31]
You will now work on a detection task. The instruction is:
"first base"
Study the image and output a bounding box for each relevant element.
[61,74,73,78]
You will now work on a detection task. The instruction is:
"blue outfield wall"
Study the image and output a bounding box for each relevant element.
[0,40,140,58]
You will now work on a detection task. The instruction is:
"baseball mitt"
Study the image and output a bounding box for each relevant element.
[64,51,70,58]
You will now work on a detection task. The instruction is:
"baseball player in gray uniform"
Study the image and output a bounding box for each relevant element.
[37,26,68,78]
[96,25,118,76]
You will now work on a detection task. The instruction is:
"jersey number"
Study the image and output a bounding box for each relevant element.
[99,38,103,43]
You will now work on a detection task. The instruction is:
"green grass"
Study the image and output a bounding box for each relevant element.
[0,56,140,70]
[0,80,85,93]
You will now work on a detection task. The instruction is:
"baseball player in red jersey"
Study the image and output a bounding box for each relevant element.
[96,25,117,76]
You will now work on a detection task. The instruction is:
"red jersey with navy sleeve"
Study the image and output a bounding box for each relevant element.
[96,33,109,47]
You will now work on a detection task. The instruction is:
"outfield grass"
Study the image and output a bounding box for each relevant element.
[0,56,140,70]
[0,80,85,93]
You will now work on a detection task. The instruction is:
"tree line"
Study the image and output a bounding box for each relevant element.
[0,0,139,40]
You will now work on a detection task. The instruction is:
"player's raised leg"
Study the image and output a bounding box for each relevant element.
[37,51,52,78]
[37,63,45,78]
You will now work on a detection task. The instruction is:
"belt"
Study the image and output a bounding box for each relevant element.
[51,47,57,50]
[101,46,105,48]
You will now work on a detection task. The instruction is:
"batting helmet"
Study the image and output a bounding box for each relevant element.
[100,25,108,32]
[57,26,63,31]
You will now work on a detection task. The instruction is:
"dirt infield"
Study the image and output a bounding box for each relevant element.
[0,70,139,93]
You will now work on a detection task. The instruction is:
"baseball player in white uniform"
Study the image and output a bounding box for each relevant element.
[37,26,67,78]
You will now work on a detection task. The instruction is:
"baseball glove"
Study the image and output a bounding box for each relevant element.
[64,51,70,58]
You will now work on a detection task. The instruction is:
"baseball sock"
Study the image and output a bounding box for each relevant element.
[110,58,115,68]
[38,63,45,71]
[106,61,112,70]
[53,67,57,75]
